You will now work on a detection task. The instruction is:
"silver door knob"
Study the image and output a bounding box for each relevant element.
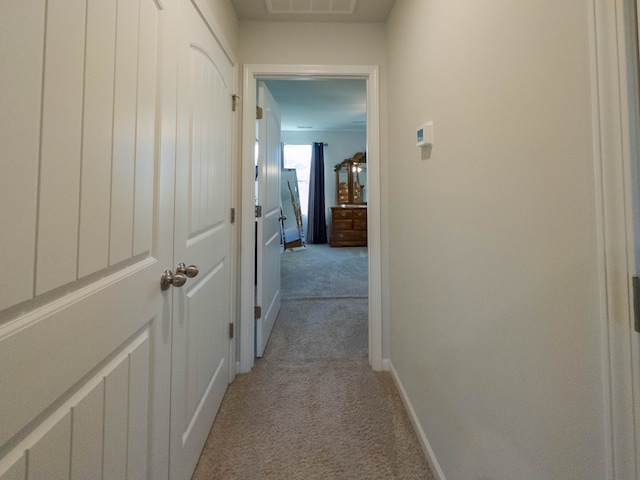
[177,262,199,278]
[160,270,187,290]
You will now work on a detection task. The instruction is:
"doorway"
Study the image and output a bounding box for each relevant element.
[239,64,383,373]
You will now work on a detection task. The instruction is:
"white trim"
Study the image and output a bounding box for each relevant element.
[381,358,390,371]
[228,60,239,383]
[239,64,383,373]
[366,66,384,372]
[389,361,446,480]
[589,0,639,477]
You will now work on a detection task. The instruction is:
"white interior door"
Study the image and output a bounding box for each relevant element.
[169,1,234,478]
[256,82,282,357]
[0,0,174,478]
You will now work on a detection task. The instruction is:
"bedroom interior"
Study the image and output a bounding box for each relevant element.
[267,77,372,364]
[247,74,374,372]
[263,77,369,264]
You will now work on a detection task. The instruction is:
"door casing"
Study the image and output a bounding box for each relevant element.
[239,64,383,373]
[586,0,638,476]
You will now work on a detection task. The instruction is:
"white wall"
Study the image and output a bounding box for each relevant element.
[239,21,386,66]
[202,0,239,55]
[386,1,605,479]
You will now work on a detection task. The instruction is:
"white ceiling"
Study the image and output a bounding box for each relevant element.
[263,79,367,132]
[230,0,396,23]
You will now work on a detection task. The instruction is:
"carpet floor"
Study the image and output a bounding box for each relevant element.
[192,245,433,479]
[280,244,369,299]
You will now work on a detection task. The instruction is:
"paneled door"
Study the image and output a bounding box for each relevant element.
[169,1,234,478]
[0,0,176,479]
[255,82,282,357]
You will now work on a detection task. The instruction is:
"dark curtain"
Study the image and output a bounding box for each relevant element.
[306,142,327,244]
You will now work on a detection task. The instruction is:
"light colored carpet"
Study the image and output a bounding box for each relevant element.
[192,245,433,479]
[280,244,368,299]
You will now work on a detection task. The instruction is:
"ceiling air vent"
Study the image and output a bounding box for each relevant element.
[265,0,357,15]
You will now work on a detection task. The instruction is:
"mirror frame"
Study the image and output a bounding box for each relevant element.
[334,151,367,205]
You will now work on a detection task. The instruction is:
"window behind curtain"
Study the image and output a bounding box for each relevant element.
[283,144,312,216]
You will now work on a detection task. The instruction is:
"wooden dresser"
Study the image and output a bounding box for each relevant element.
[330,205,367,247]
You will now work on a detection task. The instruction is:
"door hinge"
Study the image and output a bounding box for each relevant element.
[254,306,262,319]
[230,207,236,224]
[232,94,240,112]
[633,276,640,333]
[229,322,234,339]
[255,205,262,218]
[256,106,263,120]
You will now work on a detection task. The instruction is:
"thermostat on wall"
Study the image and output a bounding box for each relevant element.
[416,122,433,147]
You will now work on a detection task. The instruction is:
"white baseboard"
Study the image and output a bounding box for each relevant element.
[389,361,446,480]
[382,358,390,371]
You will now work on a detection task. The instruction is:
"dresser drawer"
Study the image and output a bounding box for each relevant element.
[333,218,353,230]
[332,230,367,242]
[330,205,367,247]
[351,209,367,220]
[353,219,367,230]
[332,208,353,219]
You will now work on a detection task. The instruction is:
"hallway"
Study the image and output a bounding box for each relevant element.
[192,245,432,479]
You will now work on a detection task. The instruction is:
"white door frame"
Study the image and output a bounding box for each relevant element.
[239,64,383,373]
[589,0,640,477]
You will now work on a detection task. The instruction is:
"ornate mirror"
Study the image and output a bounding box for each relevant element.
[334,152,366,205]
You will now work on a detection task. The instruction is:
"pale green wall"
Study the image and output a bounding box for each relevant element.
[386,0,605,478]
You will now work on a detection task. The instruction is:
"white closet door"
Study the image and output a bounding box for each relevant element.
[0,0,175,478]
[168,0,234,478]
